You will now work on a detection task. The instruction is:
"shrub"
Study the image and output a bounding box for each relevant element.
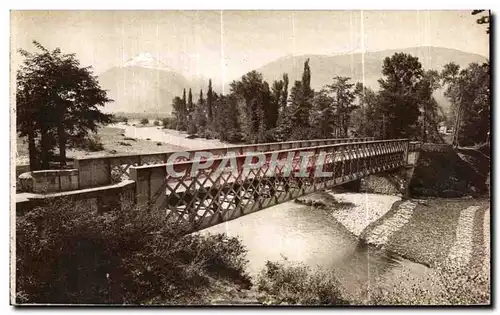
[197,129,218,140]
[153,120,160,126]
[16,200,251,304]
[256,260,348,305]
[109,115,120,123]
[161,117,178,129]
[220,130,244,143]
[73,134,104,152]
[187,123,197,137]
[110,116,128,124]
[140,118,149,126]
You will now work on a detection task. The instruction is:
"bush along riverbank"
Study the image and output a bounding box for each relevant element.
[16,199,251,305]
[410,145,489,198]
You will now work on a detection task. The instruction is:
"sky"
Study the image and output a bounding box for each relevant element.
[10,10,489,88]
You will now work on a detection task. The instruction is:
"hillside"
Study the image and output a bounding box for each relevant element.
[254,46,488,113]
[96,53,209,115]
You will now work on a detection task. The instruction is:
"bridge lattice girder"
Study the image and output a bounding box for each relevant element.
[131,139,410,232]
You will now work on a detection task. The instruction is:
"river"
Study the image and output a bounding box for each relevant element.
[116,122,437,300]
[199,201,435,300]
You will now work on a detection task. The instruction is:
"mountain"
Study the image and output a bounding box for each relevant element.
[254,46,488,113]
[98,47,487,116]
[98,53,196,115]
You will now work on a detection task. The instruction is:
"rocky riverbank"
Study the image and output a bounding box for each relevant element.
[296,191,490,304]
[296,191,401,237]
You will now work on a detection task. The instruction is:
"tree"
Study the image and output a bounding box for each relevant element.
[284,59,314,140]
[441,62,490,146]
[187,88,193,115]
[441,62,461,141]
[416,70,441,142]
[271,79,284,117]
[351,84,384,138]
[213,94,242,142]
[230,71,265,143]
[140,118,149,126]
[272,74,290,141]
[16,41,112,169]
[281,73,289,111]
[207,79,214,122]
[171,96,187,131]
[310,89,337,139]
[261,81,278,140]
[459,62,490,146]
[301,58,313,98]
[472,10,490,34]
[194,89,207,133]
[377,53,424,139]
[325,77,358,137]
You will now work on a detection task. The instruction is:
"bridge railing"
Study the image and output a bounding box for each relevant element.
[73,137,374,188]
[129,139,409,232]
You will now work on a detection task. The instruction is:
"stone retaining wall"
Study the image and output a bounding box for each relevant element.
[19,169,79,193]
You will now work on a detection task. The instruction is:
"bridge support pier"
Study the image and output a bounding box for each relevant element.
[340,179,361,192]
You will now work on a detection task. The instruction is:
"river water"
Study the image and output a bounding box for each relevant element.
[117,122,436,300]
[199,201,434,300]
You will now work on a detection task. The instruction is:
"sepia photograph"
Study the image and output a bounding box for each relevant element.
[10,9,491,306]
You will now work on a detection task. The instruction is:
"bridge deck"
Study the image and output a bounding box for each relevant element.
[130,139,410,232]
[73,137,375,188]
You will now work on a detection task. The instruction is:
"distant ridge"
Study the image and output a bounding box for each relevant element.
[97,47,487,115]
[253,46,487,113]
[254,46,487,90]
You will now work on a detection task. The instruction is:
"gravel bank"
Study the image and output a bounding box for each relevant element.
[374,198,490,269]
[482,207,490,276]
[296,192,401,238]
[444,206,480,271]
[327,193,401,237]
[364,201,417,247]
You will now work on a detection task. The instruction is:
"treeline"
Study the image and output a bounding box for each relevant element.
[169,52,489,146]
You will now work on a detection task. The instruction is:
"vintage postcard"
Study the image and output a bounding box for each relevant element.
[11,10,491,306]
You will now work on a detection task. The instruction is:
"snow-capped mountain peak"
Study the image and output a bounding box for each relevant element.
[122,52,173,71]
